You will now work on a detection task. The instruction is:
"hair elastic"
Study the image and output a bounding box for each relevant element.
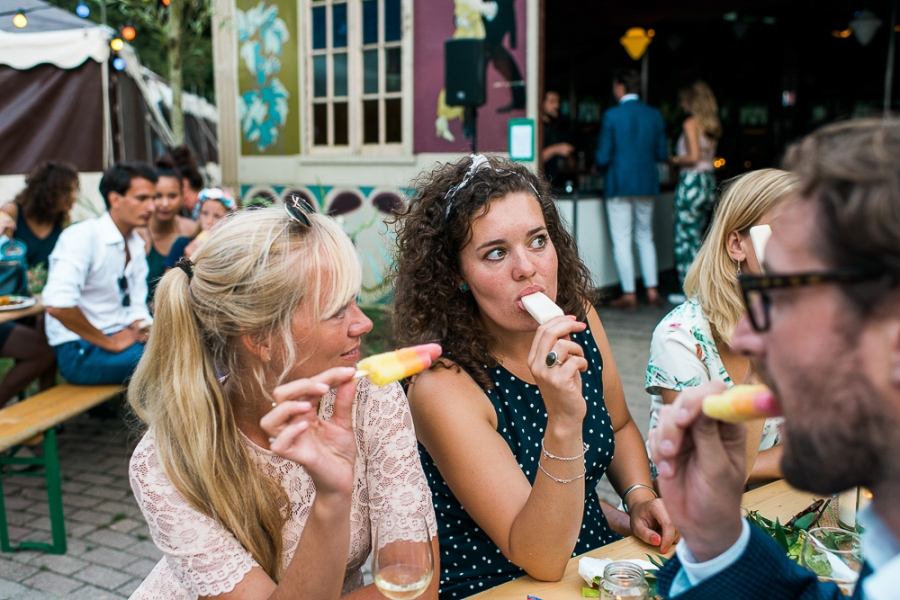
[176,257,194,279]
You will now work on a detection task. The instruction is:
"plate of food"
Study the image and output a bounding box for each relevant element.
[0,295,36,311]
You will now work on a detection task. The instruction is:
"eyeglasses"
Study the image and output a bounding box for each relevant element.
[738,269,885,332]
[118,275,131,307]
[284,194,315,228]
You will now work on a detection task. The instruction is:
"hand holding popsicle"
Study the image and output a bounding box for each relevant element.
[355,343,443,386]
[701,384,782,423]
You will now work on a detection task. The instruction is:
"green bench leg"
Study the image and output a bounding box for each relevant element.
[0,428,67,554]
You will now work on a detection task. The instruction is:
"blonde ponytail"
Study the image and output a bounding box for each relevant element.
[129,208,362,581]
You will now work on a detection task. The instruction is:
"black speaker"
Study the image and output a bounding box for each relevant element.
[444,39,487,107]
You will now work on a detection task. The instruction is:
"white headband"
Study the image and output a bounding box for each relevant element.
[444,154,540,218]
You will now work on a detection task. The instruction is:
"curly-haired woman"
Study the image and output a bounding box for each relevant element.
[392,155,674,597]
[0,161,79,405]
[1,161,78,268]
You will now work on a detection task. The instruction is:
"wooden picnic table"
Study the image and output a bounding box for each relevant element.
[0,295,43,325]
[470,480,815,599]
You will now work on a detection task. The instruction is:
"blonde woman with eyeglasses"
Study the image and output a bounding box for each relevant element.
[646,169,798,485]
[128,207,438,600]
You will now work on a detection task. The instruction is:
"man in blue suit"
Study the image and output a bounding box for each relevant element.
[649,119,900,599]
[595,68,668,308]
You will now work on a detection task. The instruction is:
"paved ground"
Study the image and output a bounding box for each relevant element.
[0,301,671,599]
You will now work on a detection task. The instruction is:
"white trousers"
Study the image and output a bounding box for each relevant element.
[605,196,658,293]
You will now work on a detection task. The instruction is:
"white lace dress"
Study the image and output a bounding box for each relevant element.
[128,379,437,599]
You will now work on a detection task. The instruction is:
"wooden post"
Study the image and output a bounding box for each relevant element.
[212,0,240,191]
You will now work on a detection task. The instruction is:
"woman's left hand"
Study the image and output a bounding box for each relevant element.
[628,497,678,554]
[261,366,359,496]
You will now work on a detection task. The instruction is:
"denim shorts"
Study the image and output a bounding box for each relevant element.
[53,337,145,386]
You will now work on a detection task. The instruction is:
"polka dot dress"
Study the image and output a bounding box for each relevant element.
[419,329,620,598]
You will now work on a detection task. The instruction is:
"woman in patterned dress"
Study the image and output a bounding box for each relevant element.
[392,155,674,598]
[647,169,797,485]
[669,81,722,302]
[127,207,438,600]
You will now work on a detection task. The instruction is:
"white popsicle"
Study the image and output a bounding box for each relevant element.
[521,292,564,325]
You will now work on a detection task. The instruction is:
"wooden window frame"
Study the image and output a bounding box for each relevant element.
[305,0,412,157]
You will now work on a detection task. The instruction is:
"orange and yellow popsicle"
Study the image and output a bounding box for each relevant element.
[701,384,781,423]
[355,343,443,387]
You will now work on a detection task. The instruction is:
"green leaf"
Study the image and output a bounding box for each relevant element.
[787,534,805,565]
[774,518,791,552]
[647,554,664,569]
[793,512,817,531]
[805,551,832,578]
[820,529,856,551]
[582,587,600,597]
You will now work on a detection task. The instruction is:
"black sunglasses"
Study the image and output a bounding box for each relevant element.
[738,269,885,332]
[118,275,131,308]
[284,194,315,228]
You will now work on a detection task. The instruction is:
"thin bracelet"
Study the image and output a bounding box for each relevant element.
[538,460,586,484]
[622,483,658,513]
[541,439,589,461]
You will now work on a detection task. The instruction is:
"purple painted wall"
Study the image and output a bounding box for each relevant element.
[414,0,528,153]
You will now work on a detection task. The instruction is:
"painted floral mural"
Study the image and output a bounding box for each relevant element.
[236,0,299,154]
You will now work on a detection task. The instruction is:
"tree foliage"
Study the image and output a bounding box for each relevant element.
[45,0,215,101]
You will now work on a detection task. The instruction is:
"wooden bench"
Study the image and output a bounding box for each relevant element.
[0,384,122,554]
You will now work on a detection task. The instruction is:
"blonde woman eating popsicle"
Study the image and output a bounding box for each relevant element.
[646,169,798,486]
[392,155,674,598]
[127,205,439,600]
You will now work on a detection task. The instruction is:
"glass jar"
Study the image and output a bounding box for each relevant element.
[600,561,650,600]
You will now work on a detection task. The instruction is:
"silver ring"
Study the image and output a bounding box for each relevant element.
[268,437,276,444]
[545,351,560,368]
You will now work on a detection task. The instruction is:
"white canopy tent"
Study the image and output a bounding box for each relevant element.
[0,0,217,217]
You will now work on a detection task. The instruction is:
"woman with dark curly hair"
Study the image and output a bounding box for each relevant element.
[1,161,78,267]
[392,155,674,597]
[0,161,79,405]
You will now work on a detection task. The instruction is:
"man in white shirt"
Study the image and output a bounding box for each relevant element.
[43,162,157,385]
[648,119,900,599]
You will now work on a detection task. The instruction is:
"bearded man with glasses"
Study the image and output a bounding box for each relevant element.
[648,119,900,600]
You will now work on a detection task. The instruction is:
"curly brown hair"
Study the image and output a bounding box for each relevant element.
[14,161,79,225]
[391,155,596,390]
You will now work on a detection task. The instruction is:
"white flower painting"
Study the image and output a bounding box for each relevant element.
[236,1,290,151]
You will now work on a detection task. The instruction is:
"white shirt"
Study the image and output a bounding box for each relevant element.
[43,212,151,347]
[672,508,900,599]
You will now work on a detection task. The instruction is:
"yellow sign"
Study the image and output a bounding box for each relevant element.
[620,27,651,60]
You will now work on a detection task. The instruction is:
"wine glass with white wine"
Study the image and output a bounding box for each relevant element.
[372,515,434,600]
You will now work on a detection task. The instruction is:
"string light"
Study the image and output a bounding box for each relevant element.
[113,57,127,70]
[12,9,27,28]
[122,25,136,40]
[110,37,124,51]
[76,2,89,17]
